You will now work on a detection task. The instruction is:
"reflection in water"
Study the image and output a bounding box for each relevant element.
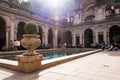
[43,53,67,60]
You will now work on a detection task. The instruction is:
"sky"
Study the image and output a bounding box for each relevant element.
[28,0,84,18]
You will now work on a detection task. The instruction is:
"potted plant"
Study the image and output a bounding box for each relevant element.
[21,22,41,56]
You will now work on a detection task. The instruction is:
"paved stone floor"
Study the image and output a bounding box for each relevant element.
[0,50,120,80]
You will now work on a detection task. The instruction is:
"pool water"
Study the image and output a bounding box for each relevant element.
[0,48,93,60]
[43,53,67,60]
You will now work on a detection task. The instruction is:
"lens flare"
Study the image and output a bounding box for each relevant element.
[43,0,64,8]
[19,0,29,2]
[30,0,76,19]
[23,0,28,2]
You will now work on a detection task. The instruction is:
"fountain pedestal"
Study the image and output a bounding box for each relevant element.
[16,55,42,73]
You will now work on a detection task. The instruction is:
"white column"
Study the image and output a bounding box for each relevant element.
[82,32,84,47]
[6,26,10,49]
[80,32,82,45]
[104,28,107,45]
[95,30,98,43]
[10,18,16,40]
[14,24,18,41]
[72,33,76,47]
[53,31,58,48]
[14,28,17,40]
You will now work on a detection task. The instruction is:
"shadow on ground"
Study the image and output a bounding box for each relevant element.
[0,68,40,80]
[107,50,120,56]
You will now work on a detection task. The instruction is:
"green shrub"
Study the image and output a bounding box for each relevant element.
[24,22,39,34]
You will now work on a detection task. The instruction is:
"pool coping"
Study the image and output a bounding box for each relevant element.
[0,49,102,72]
[41,49,102,69]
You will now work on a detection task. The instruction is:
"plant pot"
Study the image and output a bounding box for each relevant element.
[21,34,41,56]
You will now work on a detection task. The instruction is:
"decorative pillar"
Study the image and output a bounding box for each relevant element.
[10,17,16,40]
[80,32,82,45]
[72,32,76,47]
[16,54,43,73]
[53,22,59,48]
[53,31,58,48]
[104,27,107,45]
[44,32,48,47]
[60,31,64,43]
[5,26,10,49]
[95,30,98,43]
[82,33,84,47]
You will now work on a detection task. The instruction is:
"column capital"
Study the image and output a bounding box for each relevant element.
[72,32,75,36]
[5,26,10,32]
[5,26,10,28]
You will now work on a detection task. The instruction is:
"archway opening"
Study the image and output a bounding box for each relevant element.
[0,16,6,50]
[38,26,43,48]
[76,36,80,48]
[57,31,61,48]
[63,31,72,48]
[48,29,53,48]
[109,25,120,44]
[17,22,26,50]
[84,28,93,48]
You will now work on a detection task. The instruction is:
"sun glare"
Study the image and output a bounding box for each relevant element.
[43,0,64,8]
[24,0,28,2]
[19,0,29,3]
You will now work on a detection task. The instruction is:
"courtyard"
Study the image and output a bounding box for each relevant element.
[0,0,120,80]
[0,50,120,80]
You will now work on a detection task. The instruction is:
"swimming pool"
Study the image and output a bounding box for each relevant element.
[43,53,66,60]
[0,48,93,60]
[41,48,93,60]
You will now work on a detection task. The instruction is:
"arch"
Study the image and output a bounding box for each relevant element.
[17,22,26,40]
[0,16,6,50]
[86,5,94,12]
[84,28,93,48]
[48,29,53,48]
[63,31,72,48]
[85,15,95,21]
[38,26,43,48]
[83,0,94,11]
[57,31,62,48]
[109,25,120,43]
[17,21,26,50]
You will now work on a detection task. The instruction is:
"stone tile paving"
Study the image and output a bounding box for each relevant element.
[0,50,120,80]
